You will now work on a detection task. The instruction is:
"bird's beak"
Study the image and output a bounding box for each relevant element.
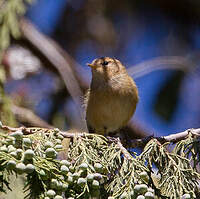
[87,63,98,69]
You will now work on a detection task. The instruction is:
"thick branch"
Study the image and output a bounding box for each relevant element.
[19,18,87,131]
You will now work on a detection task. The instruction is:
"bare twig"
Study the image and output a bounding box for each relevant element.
[162,128,200,142]
[1,123,199,148]
[11,104,53,128]
[0,123,85,138]
[128,56,194,78]
[0,123,23,132]
[60,131,85,138]
[131,128,200,147]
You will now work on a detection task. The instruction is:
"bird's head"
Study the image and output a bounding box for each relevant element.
[87,57,127,82]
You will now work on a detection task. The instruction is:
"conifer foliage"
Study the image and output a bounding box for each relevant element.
[0,124,200,199]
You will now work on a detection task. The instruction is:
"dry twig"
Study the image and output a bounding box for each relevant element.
[131,128,200,147]
[11,104,53,128]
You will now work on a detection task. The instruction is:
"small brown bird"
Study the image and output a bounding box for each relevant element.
[85,57,139,135]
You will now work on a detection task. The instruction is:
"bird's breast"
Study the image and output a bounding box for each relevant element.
[86,88,137,134]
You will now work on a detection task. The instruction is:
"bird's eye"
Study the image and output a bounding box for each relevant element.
[102,61,109,66]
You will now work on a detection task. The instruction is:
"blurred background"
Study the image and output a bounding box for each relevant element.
[1,0,200,138]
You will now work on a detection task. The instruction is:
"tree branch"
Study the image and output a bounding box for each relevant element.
[19,18,87,131]
[127,56,194,78]
[161,128,200,142]
[11,104,53,128]
[130,128,200,147]
[1,123,199,148]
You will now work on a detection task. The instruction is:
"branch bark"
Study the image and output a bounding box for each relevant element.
[161,128,200,142]
[130,128,200,147]
[1,123,199,148]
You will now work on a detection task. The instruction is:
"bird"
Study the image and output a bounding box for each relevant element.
[84,57,139,136]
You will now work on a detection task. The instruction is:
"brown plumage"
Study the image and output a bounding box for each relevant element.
[85,57,139,135]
